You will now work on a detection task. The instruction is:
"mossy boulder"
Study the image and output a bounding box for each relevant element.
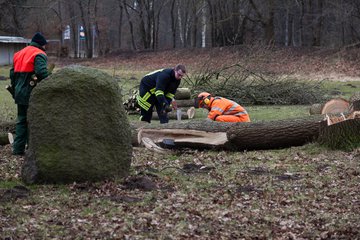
[22,65,132,184]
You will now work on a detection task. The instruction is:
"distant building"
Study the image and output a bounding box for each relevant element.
[0,36,30,65]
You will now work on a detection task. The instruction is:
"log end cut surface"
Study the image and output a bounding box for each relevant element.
[138,129,228,149]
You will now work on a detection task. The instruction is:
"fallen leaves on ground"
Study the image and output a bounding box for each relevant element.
[0,144,359,239]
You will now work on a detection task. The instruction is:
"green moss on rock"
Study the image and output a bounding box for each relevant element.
[22,65,132,184]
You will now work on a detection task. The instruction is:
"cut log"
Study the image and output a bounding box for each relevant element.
[176,99,195,108]
[174,88,191,100]
[137,116,323,151]
[309,103,323,115]
[152,111,189,120]
[0,121,15,146]
[318,117,360,151]
[321,98,349,115]
[0,133,9,145]
[187,107,195,119]
[152,107,195,120]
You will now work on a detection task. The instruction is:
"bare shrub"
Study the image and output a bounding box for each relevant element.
[184,62,328,105]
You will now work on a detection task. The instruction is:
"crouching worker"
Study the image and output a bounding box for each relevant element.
[137,64,186,124]
[194,92,250,122]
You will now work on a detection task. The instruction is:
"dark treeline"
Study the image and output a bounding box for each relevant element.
[1,0,360,57]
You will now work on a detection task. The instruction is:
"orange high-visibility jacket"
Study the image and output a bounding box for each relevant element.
[208,97,250,122]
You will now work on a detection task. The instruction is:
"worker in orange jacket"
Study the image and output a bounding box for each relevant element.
[194,92,250,122]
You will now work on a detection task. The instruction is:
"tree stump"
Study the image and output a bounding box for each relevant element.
[318,118,360,151]
[321,98,349,115]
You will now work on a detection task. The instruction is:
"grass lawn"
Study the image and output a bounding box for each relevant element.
[0,62,359,239]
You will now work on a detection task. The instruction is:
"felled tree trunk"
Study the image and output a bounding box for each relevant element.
[138,116,323,151]
[318,118,360,151]
[225,117,323,150]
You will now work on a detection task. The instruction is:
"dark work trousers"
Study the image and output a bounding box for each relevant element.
[138,84,169,124]
[13,104,28,155]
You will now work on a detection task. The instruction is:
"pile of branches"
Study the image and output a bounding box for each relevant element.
[184,63,327,105]
[123,88,140,115]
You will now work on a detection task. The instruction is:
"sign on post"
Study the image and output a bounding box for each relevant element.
[79,26,85,40]
[63,25,70,40]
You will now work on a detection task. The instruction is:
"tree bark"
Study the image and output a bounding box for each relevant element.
[318,118,360,151]
[175,99,194,107]
[175,88,191,100]
[0,133,10,146]
[309,103,323,115]
[138,116,323,151]
[226,116,322,151]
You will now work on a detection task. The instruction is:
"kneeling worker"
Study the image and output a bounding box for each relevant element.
[194,92,250,122]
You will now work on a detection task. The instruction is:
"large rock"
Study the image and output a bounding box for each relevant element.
[22,66,132,184]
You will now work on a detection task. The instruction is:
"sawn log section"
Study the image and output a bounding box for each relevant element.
[137,116,324,151]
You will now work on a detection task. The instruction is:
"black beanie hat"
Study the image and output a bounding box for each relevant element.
[31,32,47,46]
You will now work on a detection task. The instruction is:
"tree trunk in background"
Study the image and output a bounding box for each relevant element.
[123,0,136,50]
[201,0,207,48]
[5,0,360,51]
[78,0,94,58]
[191,0,198,48]
[249,0,275,44]
[170,0,177,48]
[65,1,79,57]
[313,0,323,46]
[118,0,124,49]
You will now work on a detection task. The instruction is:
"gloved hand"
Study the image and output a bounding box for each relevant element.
[159,104,172,115]
[171,99,178,110]
[164,104,172,113]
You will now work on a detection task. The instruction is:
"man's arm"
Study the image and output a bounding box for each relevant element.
[155,72,170,110]
[34,54,49,81]
[207,101,224,121]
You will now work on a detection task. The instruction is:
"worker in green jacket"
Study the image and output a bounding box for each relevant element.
[10,32,50,155]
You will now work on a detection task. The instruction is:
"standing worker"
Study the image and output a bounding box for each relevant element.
[137,64,186,124]
[10,32,50,155]
[194,92,250,122]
